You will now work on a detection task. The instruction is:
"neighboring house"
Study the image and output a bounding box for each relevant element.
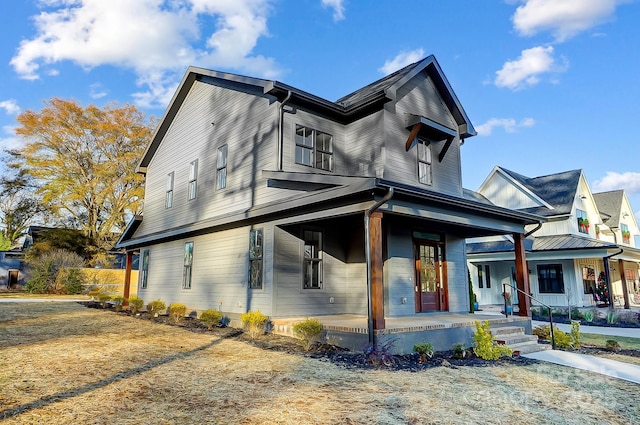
[117,56,541,351]
[467,166,640,309]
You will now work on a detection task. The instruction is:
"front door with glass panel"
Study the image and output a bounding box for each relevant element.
[414,241,445,312]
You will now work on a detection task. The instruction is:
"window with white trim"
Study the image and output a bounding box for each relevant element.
[295,125,333,171]
[165,172,174,208]
[188,160,198,200]
[417,138,432,185]
[303,229,322,289]
[183,242,194,289]
[577,209,589,234]
[217,145,227,190]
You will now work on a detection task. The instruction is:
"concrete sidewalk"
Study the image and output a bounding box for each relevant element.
[526,320,640,384]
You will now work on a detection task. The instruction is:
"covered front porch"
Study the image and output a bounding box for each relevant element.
[272,311,531,354]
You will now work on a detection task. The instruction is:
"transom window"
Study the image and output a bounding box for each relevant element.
[295,125,333,171]
[537,264,564,293]
[183,242,194,289]
[417,138,432,185]
[165,172,174,208]
[303,229,322,289]
[217,145,227,190]
[249,229,263,289]
[188,160,198,200]
[577,209,589,234]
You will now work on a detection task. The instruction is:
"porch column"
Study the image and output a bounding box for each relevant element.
[513,233,531,317]
[603,257,615,308]
[123,251,133,307]
[618,259,630,309]
[369,211,385,330]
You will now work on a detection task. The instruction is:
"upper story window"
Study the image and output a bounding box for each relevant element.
[303,229,322,289]
[216,145,227,190]
[165,172,174,208]
[621,223,630,244]
[537,264,564,293]
[417,138,432,185]
[576,209,589,234]
[188,160,198,200]
[295,125,333,172]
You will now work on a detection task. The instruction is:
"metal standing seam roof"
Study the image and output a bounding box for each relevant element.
[467,234,617,255]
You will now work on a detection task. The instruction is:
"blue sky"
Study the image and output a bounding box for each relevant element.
[2,0,640,219]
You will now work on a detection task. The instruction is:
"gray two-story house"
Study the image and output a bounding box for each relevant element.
[117,56,541,352]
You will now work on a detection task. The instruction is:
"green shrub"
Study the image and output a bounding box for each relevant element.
[533,325,551,340]
[292,318,324,351]
[413,341,434,362]
[570,321,581,348]
[25,249,86,294]
[200,309,223,330]
[538,306,550,318]
[147,299,166,316]
[606,339,621,351]
[452,343,471,359]
[128,296,144,314]
[570,308,583,320]
[97,293,112,308]
[582,309,595,323]
[112,295,125,311]
[606,311,618,325]
[168,303,187,323]
[473,321,513,360]
[241,310,269,338]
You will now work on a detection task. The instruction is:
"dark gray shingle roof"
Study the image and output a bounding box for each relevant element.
[593,190,624,228]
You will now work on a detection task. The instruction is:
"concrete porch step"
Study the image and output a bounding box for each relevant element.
[492,325,548,355]
[491,326,525,336]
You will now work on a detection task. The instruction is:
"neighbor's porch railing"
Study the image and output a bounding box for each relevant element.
[503,282,555,350]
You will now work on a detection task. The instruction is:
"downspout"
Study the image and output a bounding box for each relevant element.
[277,91,293,171]
[604,248,624,309]
[365,188,394,347]
[524,221,543,238]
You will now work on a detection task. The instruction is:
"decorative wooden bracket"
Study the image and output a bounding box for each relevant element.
[437,137,454,163]
[405,122,422,151]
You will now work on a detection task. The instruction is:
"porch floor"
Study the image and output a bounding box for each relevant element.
[272,309,529,336]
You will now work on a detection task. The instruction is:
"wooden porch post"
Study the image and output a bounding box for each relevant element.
[123,251,133,307]
[513,233,531,317]
[618,259,630,309]
[369,211,385,330]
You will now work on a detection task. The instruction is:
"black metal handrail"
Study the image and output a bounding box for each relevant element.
[502,282,555,349]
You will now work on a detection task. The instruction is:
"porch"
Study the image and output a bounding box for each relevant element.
[271,311,531,354]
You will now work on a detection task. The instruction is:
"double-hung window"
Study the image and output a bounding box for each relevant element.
[188,160,198,200]
[295,125,333,171]
[217,145,227,190]
[417,138,432,185]
[477,264,490,289]
[140,250,150,289]
[166,172,174,208]
[183,242,194,289]
[249,229,263,289]
[303,229,322,289]
[537,264,564,293]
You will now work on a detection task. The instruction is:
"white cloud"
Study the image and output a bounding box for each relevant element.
[475,117,535,136]
[0,126,23,152]
[593,171,640,194]
[512,0,626,42]
[10,0,282,108]
[89,83,108,99]
[495,46,566,90]
[0,100,21,115]
[321,0,345,21]
[379,49,425,75]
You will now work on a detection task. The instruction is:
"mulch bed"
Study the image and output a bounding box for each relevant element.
[84,301,539,371]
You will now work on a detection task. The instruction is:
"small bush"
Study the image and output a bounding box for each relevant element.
[570,308,583,320]
[533,325,551,340]
[364,340,396,366]
[97,293,112,308]
[452,343,471,359]
[200,309,223,330]
[606,311,618,325]
[292,318,324,351]
[582,309,595,323]
[618,311,639,325]
[606,339,621,351]
[241,310,269,338]
[473,321,513,360]
[168,303,187,323]
[570,321,581,348]
[112,295,125,311]
[147,299,166,316]
[413,341,434,362]
[538,306,550,318]
[128,296,144,314]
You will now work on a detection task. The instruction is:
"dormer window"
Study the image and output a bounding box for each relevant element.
[295,125,333,172]
[577,209,589,234]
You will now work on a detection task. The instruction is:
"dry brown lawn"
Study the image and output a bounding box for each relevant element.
[1,302,638,424]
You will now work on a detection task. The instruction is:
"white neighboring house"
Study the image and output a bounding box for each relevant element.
[467,167,640,309]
